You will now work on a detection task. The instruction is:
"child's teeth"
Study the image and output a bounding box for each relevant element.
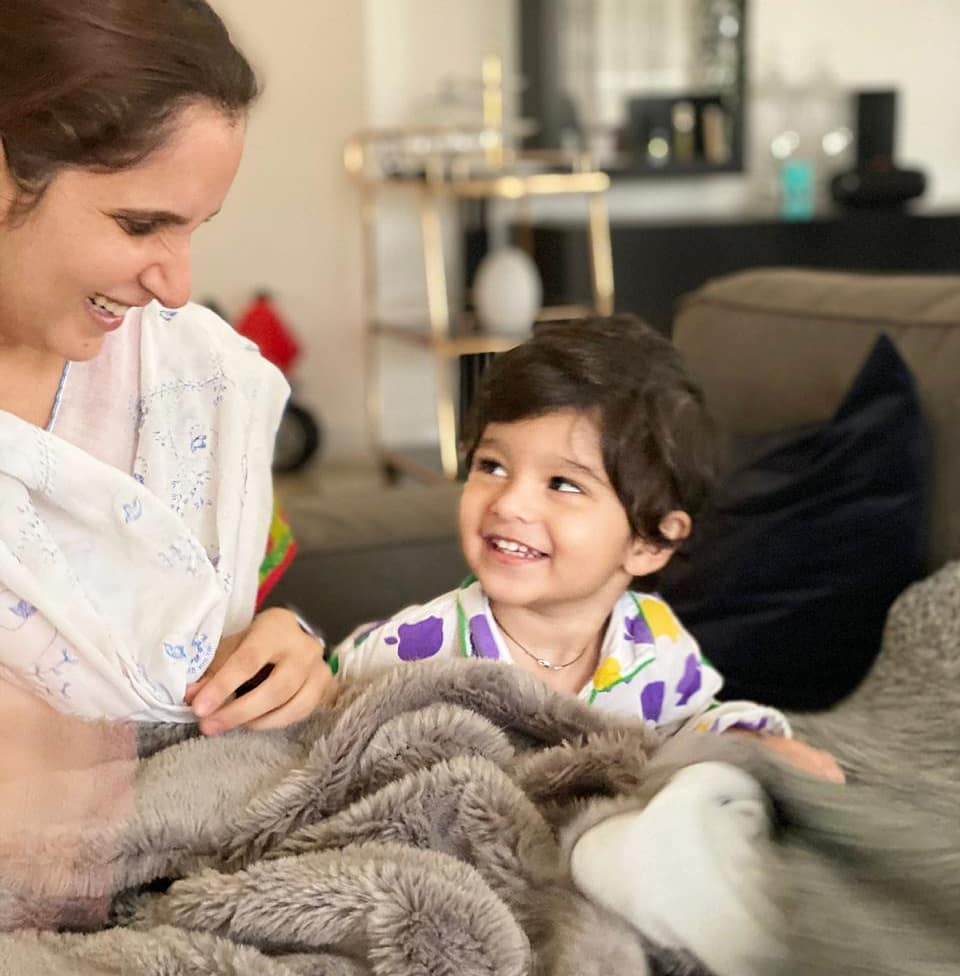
[493,538,539,556]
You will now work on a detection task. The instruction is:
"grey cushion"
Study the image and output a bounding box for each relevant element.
[266,482,464,643]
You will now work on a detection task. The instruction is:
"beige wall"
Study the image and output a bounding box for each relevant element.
[362,0,517,448]
[192,0,367,462]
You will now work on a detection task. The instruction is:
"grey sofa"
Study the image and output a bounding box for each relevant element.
[673,267,960,571]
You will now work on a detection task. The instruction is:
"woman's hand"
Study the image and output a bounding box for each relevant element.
[184,608,338,735]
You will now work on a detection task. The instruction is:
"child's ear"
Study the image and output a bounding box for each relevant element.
[623,510,692,576]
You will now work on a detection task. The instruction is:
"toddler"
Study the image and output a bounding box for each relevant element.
[335,315,811,745]
[332,316,842,974]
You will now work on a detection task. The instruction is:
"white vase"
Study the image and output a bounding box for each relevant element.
[473,246,542,336]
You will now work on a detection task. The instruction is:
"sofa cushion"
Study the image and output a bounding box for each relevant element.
[266,481,465,643]
[672,268,960,569]
[657,336,928,710]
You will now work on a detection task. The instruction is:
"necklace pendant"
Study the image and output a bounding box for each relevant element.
[537,658,552,669]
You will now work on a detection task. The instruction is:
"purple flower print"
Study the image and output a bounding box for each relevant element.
[624,614,654,645]
[468,615,500,660]
[640,681,666,722]
[387,616,444,661]
[732,716,768,733]
[675,653,702,706]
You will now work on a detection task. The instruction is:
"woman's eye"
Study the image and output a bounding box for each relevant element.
[475,457,507,477]
[550,476,582,494]
[116,217,158,237]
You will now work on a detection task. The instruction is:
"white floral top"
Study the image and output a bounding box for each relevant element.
[333,578,790,736]
[0,302,288,721]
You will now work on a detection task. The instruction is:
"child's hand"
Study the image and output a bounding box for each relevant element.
[754,735,846,783]
[185,608,338,735]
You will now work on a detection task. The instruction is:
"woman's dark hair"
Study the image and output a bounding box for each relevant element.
[0,0,258,220]
[462,315,719,547]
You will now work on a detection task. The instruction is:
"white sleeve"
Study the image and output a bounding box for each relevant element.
[653,626,791,738]
[615,594,790,737]
[330,590,461,680]
[682,700,793,738]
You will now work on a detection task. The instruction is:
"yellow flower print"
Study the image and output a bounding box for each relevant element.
[638,597,681,642]
[592,655,622,691]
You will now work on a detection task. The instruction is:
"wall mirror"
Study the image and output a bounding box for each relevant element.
[520,0,746,176]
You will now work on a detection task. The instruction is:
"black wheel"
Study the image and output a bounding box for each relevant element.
[273,400,322,473]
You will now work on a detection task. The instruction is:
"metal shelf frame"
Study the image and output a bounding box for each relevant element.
[347,133,615,480]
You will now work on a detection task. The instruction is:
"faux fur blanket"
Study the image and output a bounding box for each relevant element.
[1,563,959,975]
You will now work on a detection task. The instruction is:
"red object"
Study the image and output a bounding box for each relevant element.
[234,293,301,374]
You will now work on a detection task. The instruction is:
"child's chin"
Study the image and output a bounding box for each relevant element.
[476,575,534,607]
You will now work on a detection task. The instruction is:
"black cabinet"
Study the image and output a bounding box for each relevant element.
[465,209,960,333]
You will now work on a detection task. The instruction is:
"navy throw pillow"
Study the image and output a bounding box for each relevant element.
[657,335,929,711]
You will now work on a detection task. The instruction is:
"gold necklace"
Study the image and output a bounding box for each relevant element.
[490,610,592,672]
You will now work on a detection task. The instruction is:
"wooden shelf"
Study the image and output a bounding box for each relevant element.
[371,303,596,358]
[371,323,517,357]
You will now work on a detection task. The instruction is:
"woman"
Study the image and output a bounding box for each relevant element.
[0,0,337,736]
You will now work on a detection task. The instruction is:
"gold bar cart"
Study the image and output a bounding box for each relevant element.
[344,130,615,481]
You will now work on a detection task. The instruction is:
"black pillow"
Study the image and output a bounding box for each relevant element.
[657,335,929,711]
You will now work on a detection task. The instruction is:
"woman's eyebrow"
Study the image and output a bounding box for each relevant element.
[113,206,222,225]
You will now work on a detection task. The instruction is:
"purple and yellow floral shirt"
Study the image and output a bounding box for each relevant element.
[333,579,790,736]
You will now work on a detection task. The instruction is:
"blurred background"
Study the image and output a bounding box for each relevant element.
[195,0,960,473]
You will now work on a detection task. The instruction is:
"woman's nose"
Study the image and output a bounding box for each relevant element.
[139,242,192,310]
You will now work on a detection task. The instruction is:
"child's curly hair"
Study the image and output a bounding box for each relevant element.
[461,315,719,548]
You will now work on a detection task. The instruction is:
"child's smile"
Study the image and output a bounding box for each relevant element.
[485,535,548,562]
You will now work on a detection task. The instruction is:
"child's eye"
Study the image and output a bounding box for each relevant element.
[115,217,159,237]
[474,457,507,477]
[549,476,582,494]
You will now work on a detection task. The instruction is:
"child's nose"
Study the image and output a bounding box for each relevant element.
[491,477,537,522]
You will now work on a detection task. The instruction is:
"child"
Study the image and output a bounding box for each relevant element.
[333,316,842,973]
[333,316,839,775]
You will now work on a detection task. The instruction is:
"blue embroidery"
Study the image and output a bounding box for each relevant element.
[163,642,187,660]
[32,647,79,700]
[123,497,143,523]
[10,599,36,621]
[188,633,215,676]
[157,537,205,575]
[190,434,208,453]
[158,308,179,321]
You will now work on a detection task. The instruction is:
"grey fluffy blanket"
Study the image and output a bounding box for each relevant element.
[1,563,960,975]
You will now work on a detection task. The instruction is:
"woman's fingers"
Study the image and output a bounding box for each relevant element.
[189,608,333,733]
[182,675,209,706]
[243,667,338,732]
[198,664,303,735]
[190,630,275,720]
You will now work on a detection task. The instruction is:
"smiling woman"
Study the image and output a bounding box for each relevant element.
[0,0,336,734]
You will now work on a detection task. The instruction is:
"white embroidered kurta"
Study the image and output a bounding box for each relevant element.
[334,578,790,736]
[0,302,289,721]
